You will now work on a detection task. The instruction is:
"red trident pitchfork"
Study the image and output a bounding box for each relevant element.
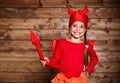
[30,31,59,68]
[30,31,45,60]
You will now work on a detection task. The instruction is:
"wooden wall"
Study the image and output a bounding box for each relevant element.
[0,0,120,83]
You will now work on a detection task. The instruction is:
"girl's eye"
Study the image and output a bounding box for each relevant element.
[73,24,77,27]
[80,25,85,28]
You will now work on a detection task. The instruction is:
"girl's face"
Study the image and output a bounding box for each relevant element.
[69,21,86,39]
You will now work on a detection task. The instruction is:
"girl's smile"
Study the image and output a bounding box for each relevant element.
[69,21,86,39]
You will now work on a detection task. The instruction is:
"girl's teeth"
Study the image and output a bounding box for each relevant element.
[74,32,81,35]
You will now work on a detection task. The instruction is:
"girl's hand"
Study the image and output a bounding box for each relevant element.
[80,71,89,79]
[40,57,49,66]
[41,60,46,66]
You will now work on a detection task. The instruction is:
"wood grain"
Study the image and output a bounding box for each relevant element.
[0,51,120,61]
[0,61,119,73]
[0,0,120,83]
[0,0,120,7]
[0,8,120,18]
[0,40,120,51]
[0,72,119,83]
[1,29,120,41]
[0,18,120,30]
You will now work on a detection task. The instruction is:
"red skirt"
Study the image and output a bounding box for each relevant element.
[51,72,88,83]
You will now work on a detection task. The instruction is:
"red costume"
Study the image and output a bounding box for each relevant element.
[49,39,98,78]
[31,5,98,83]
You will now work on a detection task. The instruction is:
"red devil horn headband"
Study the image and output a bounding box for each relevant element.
[67,5,88,15]
[67,5,89,28]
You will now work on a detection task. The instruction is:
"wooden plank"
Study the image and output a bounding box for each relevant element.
[0,40,34,51]
[0,40,120,51]
[0,51,52,61]
[61,29,120,41]
[0,30,61,40]
[0,18,69,30]
[0,51,120,61]
[61,30,120,41]
[108,30,120,40]
[89,19,120,30]
[2,29,120,41]
[0,61,119,73]
[89,79,119,83]
[70,0,120,7]
[69,0,120,3]
[103,0,120,2]
[0,72,119,83]
[0,0,120,7]
[85,30,109,40]
[0,40,48,51]
[0,18,120,30]
[0,72,55,83]
[0,61,53,73]
[40,0,120,7]
[107,19,120,30]
[97,52,120,61]
[95,61,120,73]
[0,0,40,7]
[0,8,120,18]
[89,73,120,83]
[0,40,108,51]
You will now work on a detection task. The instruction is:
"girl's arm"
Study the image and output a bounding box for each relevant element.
[86,40,98,74]
[44,40,61,68]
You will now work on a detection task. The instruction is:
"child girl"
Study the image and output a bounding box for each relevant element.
[40,5,98,83]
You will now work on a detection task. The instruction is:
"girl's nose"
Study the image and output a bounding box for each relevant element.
[76,27,80,31]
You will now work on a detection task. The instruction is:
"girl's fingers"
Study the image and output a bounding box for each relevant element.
[41,60,46,66]
[44,57,50,62]
[80,71,89,79]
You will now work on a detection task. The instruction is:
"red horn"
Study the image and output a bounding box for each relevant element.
[67,6,74,15]
[82,5,88,14]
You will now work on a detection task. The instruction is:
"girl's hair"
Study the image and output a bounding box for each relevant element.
[84,31,89,69]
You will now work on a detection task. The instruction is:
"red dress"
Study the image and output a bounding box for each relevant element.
[48,39,98,79]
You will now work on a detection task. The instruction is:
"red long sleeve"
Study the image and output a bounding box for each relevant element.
[86,41,98,74]
[47,39,98,78]
[49,40,61,66]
